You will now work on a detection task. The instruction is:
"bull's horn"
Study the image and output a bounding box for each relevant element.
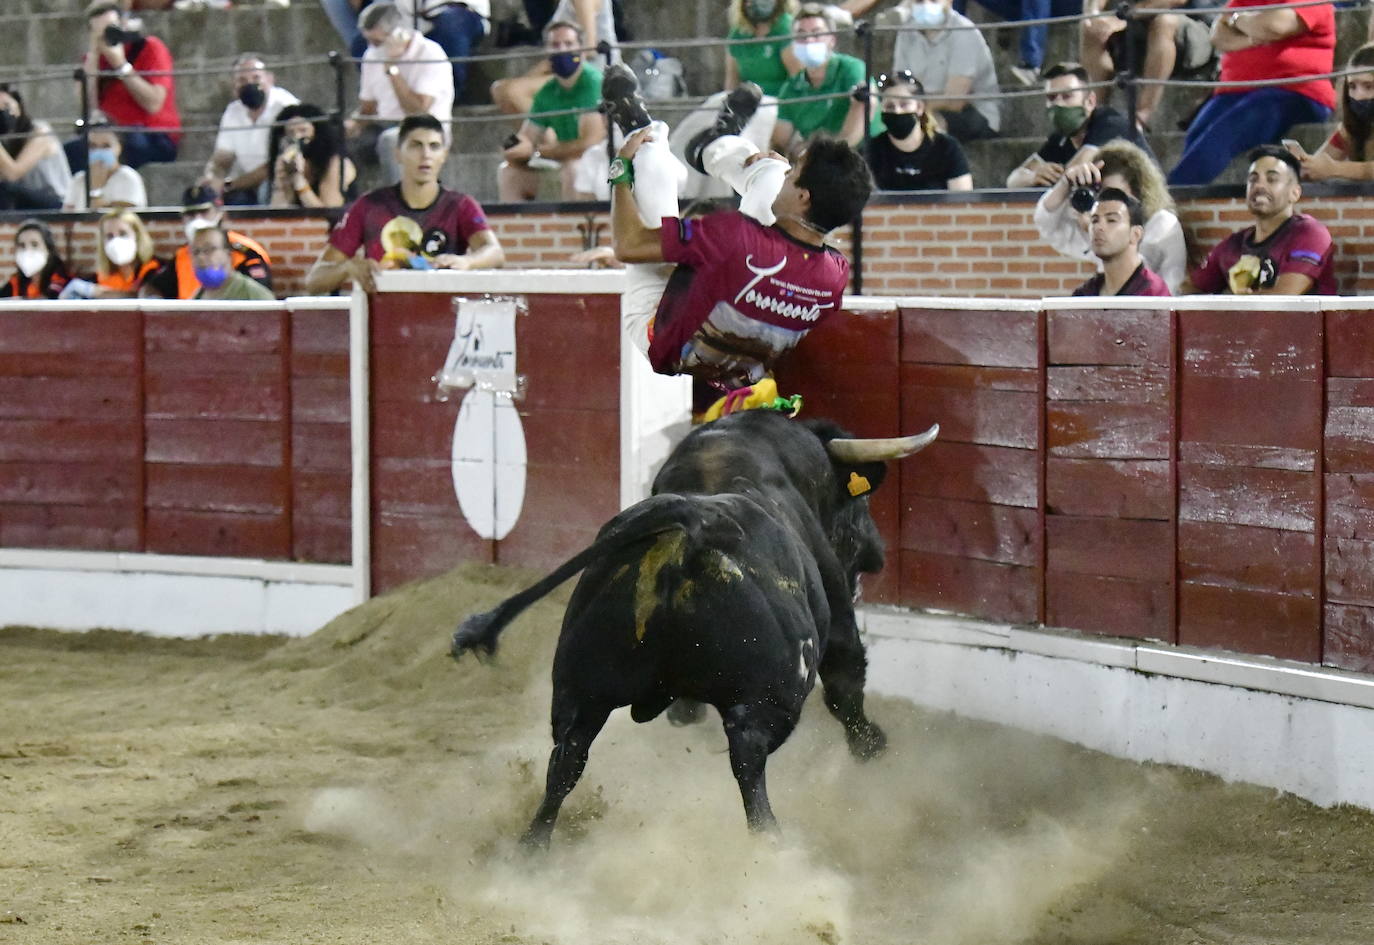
[826,424,940,463]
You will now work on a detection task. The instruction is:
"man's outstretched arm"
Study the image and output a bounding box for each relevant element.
[610,128,667,263]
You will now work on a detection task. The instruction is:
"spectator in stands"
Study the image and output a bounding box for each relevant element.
[61,208,162,299]
[1,220,71,301]
[492,0,619,116]
[187,227,276,301]
[890,0,1001,142]
[1080,0,1215,133]
[70,1,180,172]
[497,20,606,201]
[1289,44,1374,183]
[63,122,147,210]
[1006,62,1150,188]
[307,114,505,295]
[197,54,300,206]
[867,71,972,190]
[726,0,801,95]
[1181,145,1335,295]
[142,186,273,300]
[771,4,882,154]
[349,2,455,187]
[268,105,358,208]
[954,0,1079,87]
[1034,138,1186,292]
[1072,188,1172,296]
[0,85,72,211]
[323,0,490,101]
[1167,0,1335,186]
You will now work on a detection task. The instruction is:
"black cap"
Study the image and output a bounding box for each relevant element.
[181,184,222,212]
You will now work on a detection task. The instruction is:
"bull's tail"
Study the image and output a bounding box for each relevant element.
[450,493,731,661]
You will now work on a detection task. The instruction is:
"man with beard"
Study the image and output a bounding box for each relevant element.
[1182,145,1336,295]
[1071,188,1171,297]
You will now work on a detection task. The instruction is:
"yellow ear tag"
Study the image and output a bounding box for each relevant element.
[847,472,870,497]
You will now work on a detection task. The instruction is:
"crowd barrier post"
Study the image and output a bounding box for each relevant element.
[329,50,348,189]
[1115,1,1139,130]
[854,19,874,296]
[74,66,91,209]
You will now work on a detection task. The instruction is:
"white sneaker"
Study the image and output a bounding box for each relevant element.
[263,0,290,7]
[1009,63,1040,87]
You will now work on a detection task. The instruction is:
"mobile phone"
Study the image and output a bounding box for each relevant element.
[1281,138,1305,155]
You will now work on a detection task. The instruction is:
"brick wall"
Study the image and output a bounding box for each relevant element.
[2,194,1370,298]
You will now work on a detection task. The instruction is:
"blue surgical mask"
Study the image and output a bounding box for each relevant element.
[910,0,946,28]
[549,51,581,78]
[792,40,832,70]
[194,264,230,289]
[89,147,117,169]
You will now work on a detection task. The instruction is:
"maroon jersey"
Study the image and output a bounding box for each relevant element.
[1190,213,1336,295]
[651,210,850,387]
[1072,262,1172,297]
[328,185,490,261]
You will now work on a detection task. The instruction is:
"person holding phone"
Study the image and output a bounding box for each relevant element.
[1284,43,1374,183]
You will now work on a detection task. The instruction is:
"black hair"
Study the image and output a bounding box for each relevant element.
[0,84,37,159]
[1093,187,1144,227]
[13,218,70,293]
[1042,62,1089,84]
[267,103,347,192]
[397,112,445,145]
[1247,143,1302,180]
[1340,44,1374,162]
[189,224,231,251]
[795,135,872,232]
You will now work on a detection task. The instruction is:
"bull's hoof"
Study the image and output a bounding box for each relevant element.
[847,720,888,761]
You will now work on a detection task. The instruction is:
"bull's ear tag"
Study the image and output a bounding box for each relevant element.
[847,472,871,497]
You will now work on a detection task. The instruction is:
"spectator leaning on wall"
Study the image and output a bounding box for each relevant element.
[141,186,273,300]
[1288,43,1374,184]
[187,227,276,301]
[198,53,300,206]
[1071,188,1172,297]
[1,220,72,301]
[889,0,1002,143]
[1180,145,1335,296]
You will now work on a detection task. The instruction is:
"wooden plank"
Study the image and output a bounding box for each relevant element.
[145,351,281,377]
[863,483,900,606]
[0,503,140,551]
[1323,604,1374,674]
[291,376,350,424]
[145,509,290,559]
[901,307,1039,368]
[372,403,460,462]
[1178,441,1314,471]
[370,511,491,592]
[1047,365,1168,404]
[291,351,349,379]
[0,462,139,506]
[0,376,139,420]
[1045,458,1171,519]
[1179,581,1320,662]
[1327,536,1374,607]
[518,296,621,411]
[1326,472,1374,540]
[901,441,1039,508]
[510,462,621,536]
[902,363,1039,393]
[1180,309,1320,378]
[899,550,1039,623]
[144,373,285,421]
[144,419,284,467]
[0,310,141,353]
[371,345,453,404]
[372,457,457,517]
[1046,516,1173,581]
[1046,307,1170,366]
[1326,406,1374,472]
[778,307,900,438]
[1178,520,1317,595]
[0,420,142,462]
[290,308,349,354]
[1325,309,1374,378]
[519,409,620,469]
[144,309,283,354]
[293,423,351,472]
[496,519,605,573]
[1046,571,1172,642]
[901,496,1038,566]
[0,352,138,377]
[1327,377,1374,408]
[1180,375,1320,453]
[144,464,287,514]
[293,470,351,520]
[292,515,351,565]
[900,382,1039,448]
[1047,403,1170,459]
[1178,463,1316,532]
[369,292,460,349]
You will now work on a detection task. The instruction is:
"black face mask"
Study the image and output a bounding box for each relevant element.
[1349,97,1374,122]
[0,111,13,136]
[882,111,918,139]
[238,83,267,110]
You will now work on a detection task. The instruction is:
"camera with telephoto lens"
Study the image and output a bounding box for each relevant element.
[1069,183,1099,214]
[103,24,140,46]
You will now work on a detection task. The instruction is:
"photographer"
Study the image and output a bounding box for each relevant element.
[68,0,180,172]
[268,104,357,208]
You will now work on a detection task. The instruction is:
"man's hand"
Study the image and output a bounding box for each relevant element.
[1082,12,1127,43]
[743,150,789,168]
[432,253,471,270]
[618,127,654,161]
[99,38,127,71]
[1299,150,1340,181]
[503,135,535,163]
[346,256,382,293]
[1062,159,1103,189]
[1032,161,1066,187]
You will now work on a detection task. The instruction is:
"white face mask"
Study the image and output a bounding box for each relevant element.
[15,248,47,278]
[105,234,137,266]
[793,39,832,70]
[910,0,946,27]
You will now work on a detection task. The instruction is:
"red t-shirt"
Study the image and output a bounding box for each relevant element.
[1218,0,1335,109]
[94,36,181,139]
[651,210,850,388]
[1191,212,1336,295]
[329,186,490,261]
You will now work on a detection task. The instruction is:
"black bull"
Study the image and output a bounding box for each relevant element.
[450,410,938,847]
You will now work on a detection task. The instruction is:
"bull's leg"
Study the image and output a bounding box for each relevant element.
[521,702,612,850]
[819,624,887,761]
[721,705,789,833]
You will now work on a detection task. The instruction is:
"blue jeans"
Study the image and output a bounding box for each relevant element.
[1167,88,1333,186]
[955,0,1077,69]
[319,0,365,59]
[320,0,485,99]
[64,129,177,173]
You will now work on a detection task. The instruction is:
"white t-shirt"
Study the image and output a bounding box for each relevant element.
[892,10,1000,133]
[63,165,148,210]
[1033,190,1189,294]
[360,31,455,124]
[213,85,301,178]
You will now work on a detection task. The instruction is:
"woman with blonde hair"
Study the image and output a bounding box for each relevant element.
[61,208,163,300]
[1034,138,1187,293]
[1290,44,1374,182]
[867,70,972,191]
[725,0,800,95]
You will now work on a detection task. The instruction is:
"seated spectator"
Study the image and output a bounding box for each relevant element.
[1072,189,1172,296]
[867,71,972,190]
[1181,145,1335,295]
[141,186,272,300]
[726,0,801,96]
[197,54,300,206]
[1167,0,1334,186]
[307,114,506,295]
[1290,43,1374,183]
[348,2,455,186]
[1006,62,1151,188]
[69,1,180,172]
[0,85,71,211]
[1034,138,1186,292]
[770,4,882,154]
[322,0,490,101]
[63,121,148,210]
[268,104,358,208]
[187,227,275,301]
[1081,0,1215,133]
[61,208,163,299]
[953,0,1079,86]
[890,0,1001,142]
[492,0,619,116]
[1,220,72,300]
[498,20,607,201]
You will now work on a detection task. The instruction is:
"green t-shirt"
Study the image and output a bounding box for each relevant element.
[727,14,793,97]
[530,63,604,143]
[196,271,274,301]
[776,53,882,141]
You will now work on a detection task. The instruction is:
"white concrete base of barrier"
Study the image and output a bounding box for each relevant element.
[862,608,1374,810]
[0,550,359,638]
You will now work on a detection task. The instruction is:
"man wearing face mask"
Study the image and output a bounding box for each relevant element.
[889,0,1001,143]
[141,186,273,300]
[771,4,882,154]
[498,19,608,201]
[188,227,275,301]
[1005,62,1150,189]
[198,54,299,206]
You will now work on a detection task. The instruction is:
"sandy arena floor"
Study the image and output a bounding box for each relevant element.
[3,562,1374,944]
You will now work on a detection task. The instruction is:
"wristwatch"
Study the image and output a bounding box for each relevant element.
[116,62,134,77]
[386,65,400,78]
[608,157,634,188]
